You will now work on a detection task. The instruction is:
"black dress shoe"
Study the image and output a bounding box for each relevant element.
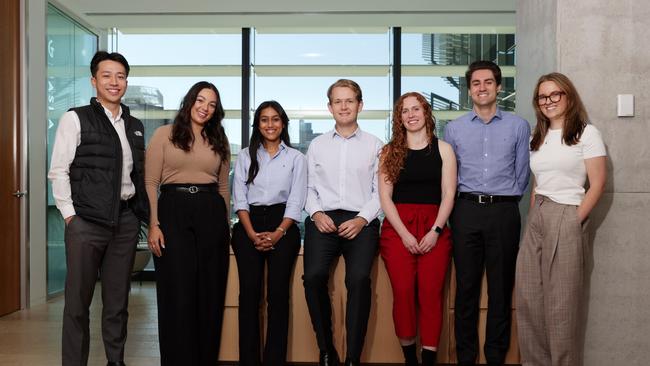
[344,357,360,366]
[319,350,340,366]
[106,362,126,366]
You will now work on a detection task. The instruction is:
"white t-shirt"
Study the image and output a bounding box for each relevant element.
[530,124,606,206]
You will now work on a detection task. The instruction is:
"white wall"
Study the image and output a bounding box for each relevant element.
[517,1,650,365]
[25,0,48,306]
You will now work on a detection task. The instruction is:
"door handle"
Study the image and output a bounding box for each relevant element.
[12,190,27,198]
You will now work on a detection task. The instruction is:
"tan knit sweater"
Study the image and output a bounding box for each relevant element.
[145,124,230,226]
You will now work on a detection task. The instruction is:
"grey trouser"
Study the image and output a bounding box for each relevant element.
[62,209,140,366]
[515,195,589,366]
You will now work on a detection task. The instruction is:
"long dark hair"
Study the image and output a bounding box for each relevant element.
[530,72,588,151]
[170,81,229,164]
[246,101,291,185]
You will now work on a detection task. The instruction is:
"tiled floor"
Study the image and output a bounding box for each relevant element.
[0,282,488,365]
[0,282,161,366]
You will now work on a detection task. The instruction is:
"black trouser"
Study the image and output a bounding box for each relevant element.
[450,198,520,366]
[231,203,301,366]
[153,184,229,366]
[62,208,140,366]
[303,210,380,361]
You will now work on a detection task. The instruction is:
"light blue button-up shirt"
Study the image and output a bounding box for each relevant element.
[232,142,307,222]
[444,108,531,196]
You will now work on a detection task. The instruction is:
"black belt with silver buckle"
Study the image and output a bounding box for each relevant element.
[161,185,218,194]
[457,192,520,204]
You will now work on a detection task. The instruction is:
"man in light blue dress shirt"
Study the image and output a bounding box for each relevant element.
[303,79,383,366]
[444,61,530,366]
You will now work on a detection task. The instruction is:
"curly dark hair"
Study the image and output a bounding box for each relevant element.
[380,92,436,184]
[246,101,292,184]
[170,81,230,164]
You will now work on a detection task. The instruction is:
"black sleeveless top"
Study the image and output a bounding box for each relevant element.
[391,137,443,204]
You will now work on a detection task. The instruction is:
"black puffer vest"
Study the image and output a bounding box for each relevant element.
[69,97,149,227]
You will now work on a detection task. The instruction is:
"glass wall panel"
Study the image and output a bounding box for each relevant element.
[252,29,392,237]
[113,30,243,261]
[46,4,97,295]
[116,33,242,65]
[252,29,392,148]
[253,76,390,112]
[401,30,516,138]
[254,33,390,65]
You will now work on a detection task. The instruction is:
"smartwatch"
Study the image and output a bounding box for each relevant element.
[432,225,443,234]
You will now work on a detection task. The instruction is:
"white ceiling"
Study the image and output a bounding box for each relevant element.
[53,0,516,32]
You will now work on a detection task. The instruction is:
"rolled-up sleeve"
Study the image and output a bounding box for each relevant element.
[304,143,322,217]
[357,139,383,223]
[283,152,307,222]
[48,111,81,220]
[515,120,532,195]
[232,149,251,213]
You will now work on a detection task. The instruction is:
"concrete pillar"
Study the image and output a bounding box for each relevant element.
[516,1,650,365]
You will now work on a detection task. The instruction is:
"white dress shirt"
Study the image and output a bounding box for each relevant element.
[48,106,135,219]
[305,128,383,223]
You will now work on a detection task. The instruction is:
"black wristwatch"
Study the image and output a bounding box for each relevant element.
[431,225,443,234]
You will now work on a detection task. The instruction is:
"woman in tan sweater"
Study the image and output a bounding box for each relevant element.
[145,81,230,365]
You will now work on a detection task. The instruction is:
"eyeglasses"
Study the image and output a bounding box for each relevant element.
[536,91,566,105]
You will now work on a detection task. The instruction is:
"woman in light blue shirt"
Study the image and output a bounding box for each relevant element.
[231,100,307,366]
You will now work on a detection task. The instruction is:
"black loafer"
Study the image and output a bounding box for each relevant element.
[319,350,340,366]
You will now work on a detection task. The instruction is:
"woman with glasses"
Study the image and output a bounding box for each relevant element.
[516,73,607,366]
[231,101,307,366]
[145,81,231,365]
[378,92,457,366]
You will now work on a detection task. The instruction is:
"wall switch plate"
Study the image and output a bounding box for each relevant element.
[617,94,634,117]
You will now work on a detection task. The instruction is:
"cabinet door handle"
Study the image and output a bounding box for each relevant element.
[12,190,27,198]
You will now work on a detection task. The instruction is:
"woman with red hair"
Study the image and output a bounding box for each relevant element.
[379,92,457,366]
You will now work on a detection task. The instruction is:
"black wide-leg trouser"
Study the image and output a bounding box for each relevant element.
[154,184,229,366]
[232,203,301,366]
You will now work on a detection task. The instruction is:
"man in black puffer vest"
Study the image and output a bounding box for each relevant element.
[48,51,148,366]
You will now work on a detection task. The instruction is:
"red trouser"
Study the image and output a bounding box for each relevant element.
[379,203,452,347]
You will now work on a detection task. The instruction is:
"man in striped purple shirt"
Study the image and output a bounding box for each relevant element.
[444,60,530,366]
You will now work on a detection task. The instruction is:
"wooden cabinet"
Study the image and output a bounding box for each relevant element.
[218,252,519,364]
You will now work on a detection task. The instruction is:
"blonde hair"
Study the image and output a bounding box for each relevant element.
[327,79,363,103]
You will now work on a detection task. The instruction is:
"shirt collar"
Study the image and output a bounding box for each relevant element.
[470,107,503,124]
[259,141,287,159]
[331,127,362,139]
[101,105,123,123]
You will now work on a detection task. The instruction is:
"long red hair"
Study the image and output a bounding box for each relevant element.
[380,92,436,184]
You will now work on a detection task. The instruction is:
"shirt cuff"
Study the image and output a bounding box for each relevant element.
[356,212,373,226]
[283,206,303,223]
[60,205,76,220]
[233,202,250,213]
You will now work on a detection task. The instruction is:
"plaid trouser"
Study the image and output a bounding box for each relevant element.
[515,195,590,366]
